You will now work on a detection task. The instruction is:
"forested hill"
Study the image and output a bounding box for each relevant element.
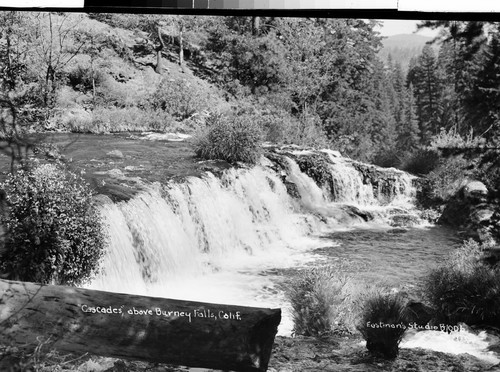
[1,14,499,184]
[379,34,434,69]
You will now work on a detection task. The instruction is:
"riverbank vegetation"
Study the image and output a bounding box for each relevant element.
[2,14,500,197]
[1,14,499,190]
[424,239,500,328]
[0,161,107,285]
[193,111,263,164]
[1,10,500,371]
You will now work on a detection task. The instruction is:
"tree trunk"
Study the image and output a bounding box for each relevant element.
[155,24,166,74]
[252,16,260,36]
[0,279,281,372]
[179,20,184,68]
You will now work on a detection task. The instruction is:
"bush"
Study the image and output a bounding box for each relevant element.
[67,107,177,133]
[402,149,440,176]
[192,112,263,164]
[284,266,350,337]
[0,162,107,285]
[149,78,210,121]
[372,149,402,169]
[357,290,408,359]
[67,65,104,93]
[428,127,484,150]
[423,240,500,327]
[425,155,470,202]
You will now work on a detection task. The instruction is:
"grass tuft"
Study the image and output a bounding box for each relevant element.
[284,266,352,337]
[192,112,263,165]
[356,290,408,359]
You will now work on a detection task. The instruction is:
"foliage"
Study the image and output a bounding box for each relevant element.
[471,148,500,194]
[67,64,105,93]
[372,149,403,168]
[402,149,440,175]
[284,266,351,337]
[356,290,408,359]
[407,45,442,144]
[67,107,176,133]
[192,112,263,164]
[423,239,500,327]
[205,18,288,94]
[428,127,484,150]
[203,17,397,163]
[0,162,107,285]
[149,78,210,121]
[425,155,470,202]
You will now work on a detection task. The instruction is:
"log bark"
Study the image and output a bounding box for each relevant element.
[0,279,281,372]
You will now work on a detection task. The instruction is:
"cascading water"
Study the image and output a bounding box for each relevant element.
[90,163,321,311]
[89,148,499,364]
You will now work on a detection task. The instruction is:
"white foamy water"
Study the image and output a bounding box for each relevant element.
[89,152,498,361]
[90,164,326,334]
[401,326,500,365]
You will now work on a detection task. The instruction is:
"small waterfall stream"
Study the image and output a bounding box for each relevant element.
[88,148,499,364]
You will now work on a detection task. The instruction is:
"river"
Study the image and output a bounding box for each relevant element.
[1,132,497,364]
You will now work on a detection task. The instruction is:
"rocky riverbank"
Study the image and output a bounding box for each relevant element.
[439,180,500,265]
[12,333,496,372]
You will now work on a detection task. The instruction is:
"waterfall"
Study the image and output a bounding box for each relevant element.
[90,163,322,301]
[90,151,418,303]
[89,150,419,327]
[86,148,500,362]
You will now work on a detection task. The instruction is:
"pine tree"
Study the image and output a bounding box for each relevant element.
[397,85,421,151]
[464,33,500,138]
[408,45,442,144]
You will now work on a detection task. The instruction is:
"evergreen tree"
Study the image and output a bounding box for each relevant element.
[408,45,442,144]
[463,33,500,138]
[397,85,421,151]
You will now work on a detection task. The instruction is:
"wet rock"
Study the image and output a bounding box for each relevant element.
[106,168,125,178]
[92,194,114,206]
[405,301,435,327]
[341,205,373,222]
[390,214,421,228]
[268,335,494,372]
[283,180,300,199]
[388,228,408,234]
[95,182,139,202]
[439,180,499,245]
[464,181,489,201]
[482,246,500,267]
[107,149,124,159]
[199,159,232,177]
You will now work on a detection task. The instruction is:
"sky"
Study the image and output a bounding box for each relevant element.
[377,19,440,37]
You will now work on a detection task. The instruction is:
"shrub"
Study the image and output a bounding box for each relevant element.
[284,266,351,337]
[149,78,210,121]
[0,162,107,285]
[67,107,177,133]
[372,149,402,169]
[192,112,263,164]
[423,240,500,327]
[67,65,104,93]
[426,155,470,202]
[357,290,408,359]
[428,127,484,150]
[402,148,440,176]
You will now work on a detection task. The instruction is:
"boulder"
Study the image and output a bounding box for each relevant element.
[107,150,124,159]
[463,181,489,201]
[405,301,435,327]
[390,214,421,228]
[439,180,499,245]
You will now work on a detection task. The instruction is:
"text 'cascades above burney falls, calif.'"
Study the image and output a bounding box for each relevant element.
[57,136,497,367]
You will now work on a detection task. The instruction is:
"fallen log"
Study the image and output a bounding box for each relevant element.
[0,279,281,372]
